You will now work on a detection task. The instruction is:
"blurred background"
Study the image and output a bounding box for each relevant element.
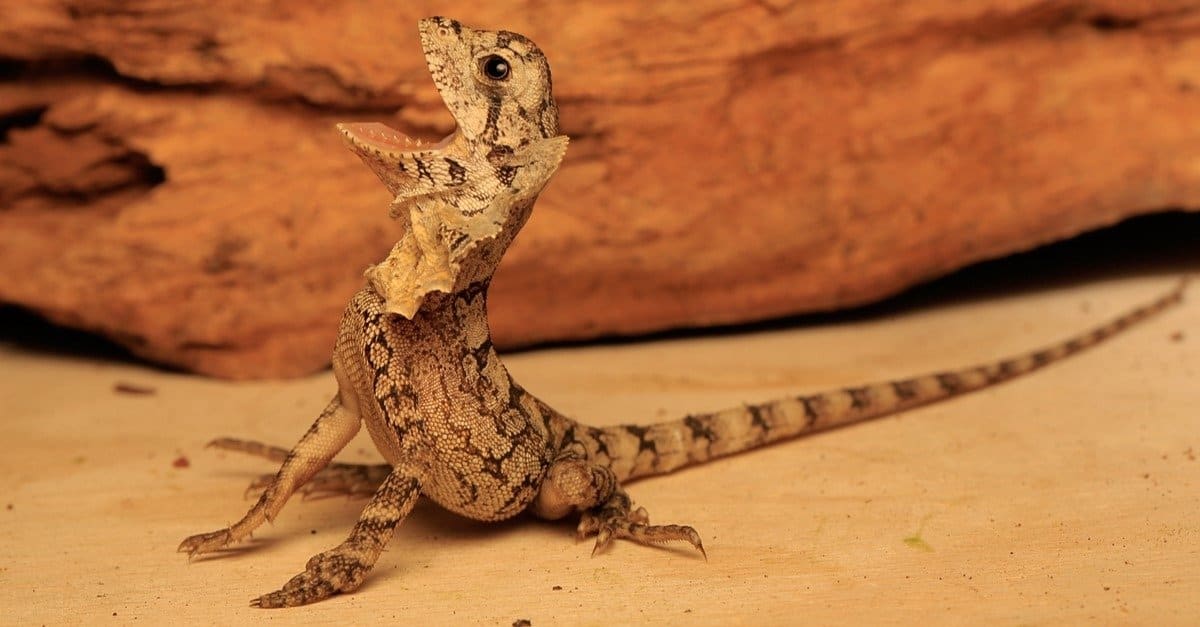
[2,1,1198,379]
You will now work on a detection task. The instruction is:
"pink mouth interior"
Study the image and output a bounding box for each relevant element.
[340,122,454,152]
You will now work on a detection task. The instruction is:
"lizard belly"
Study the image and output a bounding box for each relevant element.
[406,361,553,521]
[337,287,553,521]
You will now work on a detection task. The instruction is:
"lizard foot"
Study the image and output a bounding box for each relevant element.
[178,528,236,557]
[578,506,706,558]
[251,544,371,608]
[250,471,420,608]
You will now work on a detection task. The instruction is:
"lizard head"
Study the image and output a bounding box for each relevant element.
[418,15,560,145]
[336,18,569,318]
[336,17,562,200]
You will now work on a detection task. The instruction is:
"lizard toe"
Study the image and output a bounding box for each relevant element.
[581,506,705,558]
[177,528,233,556]
[251,546,369,608]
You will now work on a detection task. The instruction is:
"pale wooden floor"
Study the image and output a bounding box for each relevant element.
[2,272,1197,625]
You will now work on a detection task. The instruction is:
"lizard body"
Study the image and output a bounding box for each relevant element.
[179,17,1187,607]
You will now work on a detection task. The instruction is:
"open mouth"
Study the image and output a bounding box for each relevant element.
[336,122,455,156]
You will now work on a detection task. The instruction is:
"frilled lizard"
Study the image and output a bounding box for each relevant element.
[178,17,1188,607]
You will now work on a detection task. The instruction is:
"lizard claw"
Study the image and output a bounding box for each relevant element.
[250,545,370,608]
[591,527,613,556]
[578,507,704,558]
[177,528,234,557]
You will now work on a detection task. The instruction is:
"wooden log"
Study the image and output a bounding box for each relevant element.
[1,1,1198,378]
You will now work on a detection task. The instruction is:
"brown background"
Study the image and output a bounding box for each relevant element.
[2,1,1199,378]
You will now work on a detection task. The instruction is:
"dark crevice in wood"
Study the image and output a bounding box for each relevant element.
[124,152,168,190]
[1087,14,1142,31]
[0,54,166,91]
[0,55,399,115]
[0,106,47,143]
[33,152,168,202]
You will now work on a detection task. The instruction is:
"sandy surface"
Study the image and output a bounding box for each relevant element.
[2,268,1198,624]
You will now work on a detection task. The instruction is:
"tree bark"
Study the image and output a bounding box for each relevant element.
[2,1,1198,378]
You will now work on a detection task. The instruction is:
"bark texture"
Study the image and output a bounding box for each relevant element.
[2,1,1198,378]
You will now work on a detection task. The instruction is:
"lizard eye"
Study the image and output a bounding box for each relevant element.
[481,55,511,81]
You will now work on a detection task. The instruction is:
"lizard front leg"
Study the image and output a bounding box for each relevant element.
[178,397,360,556]
[253,469,422,608]
[531,456,705,557]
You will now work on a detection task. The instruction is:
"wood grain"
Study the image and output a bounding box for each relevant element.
[2,1,1199,378]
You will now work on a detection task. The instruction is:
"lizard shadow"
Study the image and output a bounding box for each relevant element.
[399,501,562,544]
[353,504,706,593]
[189,465,706,566]
[185,537,282,562]
[177,494,526,568]
[397,502,707,558]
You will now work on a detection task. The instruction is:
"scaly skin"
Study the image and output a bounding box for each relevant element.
[178,17,1188,607]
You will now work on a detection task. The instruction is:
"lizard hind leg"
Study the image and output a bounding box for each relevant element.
[207,437,392,500]
[531,458,705,558]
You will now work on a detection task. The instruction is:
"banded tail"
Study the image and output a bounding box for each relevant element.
[599,280,1187,482]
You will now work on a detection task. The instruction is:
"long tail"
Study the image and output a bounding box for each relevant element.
[598,280,1187,482]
